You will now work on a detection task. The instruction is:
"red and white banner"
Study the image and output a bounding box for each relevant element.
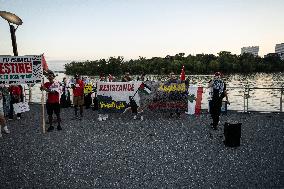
[186,85,203,115]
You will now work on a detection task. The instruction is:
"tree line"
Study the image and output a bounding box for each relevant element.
[65,51,284,76]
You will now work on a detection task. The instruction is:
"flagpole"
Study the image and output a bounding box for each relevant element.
[41,76,45,134]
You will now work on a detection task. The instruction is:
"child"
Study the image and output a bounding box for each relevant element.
[0,91,10,137]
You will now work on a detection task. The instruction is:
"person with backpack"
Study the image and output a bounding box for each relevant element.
[208,72,230,130]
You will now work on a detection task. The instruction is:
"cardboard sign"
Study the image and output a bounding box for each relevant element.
[13,102,30,114]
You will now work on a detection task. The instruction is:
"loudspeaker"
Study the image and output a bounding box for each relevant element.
[224,122,242,147]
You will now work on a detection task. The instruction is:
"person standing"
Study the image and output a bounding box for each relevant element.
[60,77,71,108]
[0,90,10,137]
[8,85,22,120]
[41,72,62,132]
[121,72,132,82]
[208,72,229,130]
[72,74,84,120]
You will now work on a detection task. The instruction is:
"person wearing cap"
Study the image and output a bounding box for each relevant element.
[208,72,230,130]
[72,74,84,120]
[41,72,62,132]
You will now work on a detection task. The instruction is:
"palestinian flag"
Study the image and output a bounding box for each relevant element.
[139,82,151,95]
[186,85,203,115]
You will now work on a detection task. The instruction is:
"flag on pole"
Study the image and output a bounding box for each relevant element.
[138,82,151,95]
[180,65,185,81]
[186,85,203,115]
[41,54,49,74]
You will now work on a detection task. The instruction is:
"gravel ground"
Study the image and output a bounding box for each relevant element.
[0,104,284,188]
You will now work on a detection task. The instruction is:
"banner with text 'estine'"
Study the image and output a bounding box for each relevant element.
[0,55,43,84]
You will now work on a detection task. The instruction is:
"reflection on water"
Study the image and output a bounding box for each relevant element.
[27,72,284,112]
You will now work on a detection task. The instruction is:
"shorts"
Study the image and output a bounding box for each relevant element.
[46,103,60,116]
[73,96,84,106]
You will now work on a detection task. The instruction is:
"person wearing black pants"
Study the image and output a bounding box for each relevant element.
[8,85,22,120]
[208,72,229,130]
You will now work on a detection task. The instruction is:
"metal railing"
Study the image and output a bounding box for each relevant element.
[242,86,283,113]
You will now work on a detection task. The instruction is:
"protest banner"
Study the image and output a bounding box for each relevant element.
[0,55,43,84]
[142,81,189,112]
[97,81,142,113]
[13,102,30,114]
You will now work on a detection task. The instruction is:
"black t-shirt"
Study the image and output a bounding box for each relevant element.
[212,79,226,100]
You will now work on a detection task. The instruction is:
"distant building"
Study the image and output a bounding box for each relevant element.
[275,43,284,60]
[241,46,259,56]
[264,53,280,58]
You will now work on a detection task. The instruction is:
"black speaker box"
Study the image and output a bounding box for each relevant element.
[224,122,242,147]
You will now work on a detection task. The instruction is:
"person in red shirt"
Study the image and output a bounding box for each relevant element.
[41,72,62,132]
[8,85,22,120]
[72,74,84,120]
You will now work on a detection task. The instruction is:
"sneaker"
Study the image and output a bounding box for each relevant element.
[17,117,21,120]
[102,116,107,121]
[3,126,10,134]
[133,115,137,120]
[140,116,144,121]
[57,125,62,131]
[98,117,103,121]
[47,126,54,132]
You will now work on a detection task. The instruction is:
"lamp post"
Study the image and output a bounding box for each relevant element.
[0,11,23,56]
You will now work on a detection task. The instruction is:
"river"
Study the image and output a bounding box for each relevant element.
[27,72,284,112]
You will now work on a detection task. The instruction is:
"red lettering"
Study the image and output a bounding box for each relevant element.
[103,85,107,91]
[0,64,4,74]
[10,63,15,73]
[15,63,19,73]
[24,63,32,73]
[99,85,104,91]
[4,63,10,74]
[112,85,115,91]
[18,63,25,73]
[123,84,127,91]
[118,85,122,91]
[106,85,109,91]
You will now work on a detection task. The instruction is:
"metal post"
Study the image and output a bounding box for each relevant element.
[9,24,18,56]
[243,87,246,112]
[280,86,283,112]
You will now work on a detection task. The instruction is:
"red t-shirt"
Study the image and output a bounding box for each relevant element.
[9,85,21,96]
[73,80,84,97]
[44,82,60,103]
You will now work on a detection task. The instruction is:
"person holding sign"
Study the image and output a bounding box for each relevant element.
[0,90,10,137]
[72,74,84,120]
[40,72,62,132]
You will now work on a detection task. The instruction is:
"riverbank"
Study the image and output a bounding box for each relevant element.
[0,104,283,188]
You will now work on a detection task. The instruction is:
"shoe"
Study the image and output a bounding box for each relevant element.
[102,116,107,121]
[47,126,54,132]
[57,125,62,131]
[133,115,137,120]
[17,117,21,120]
[98,117,103,121]
[3,126,10,134]
[140,116,144,121]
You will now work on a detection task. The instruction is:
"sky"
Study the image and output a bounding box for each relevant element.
[1,0,284,65]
